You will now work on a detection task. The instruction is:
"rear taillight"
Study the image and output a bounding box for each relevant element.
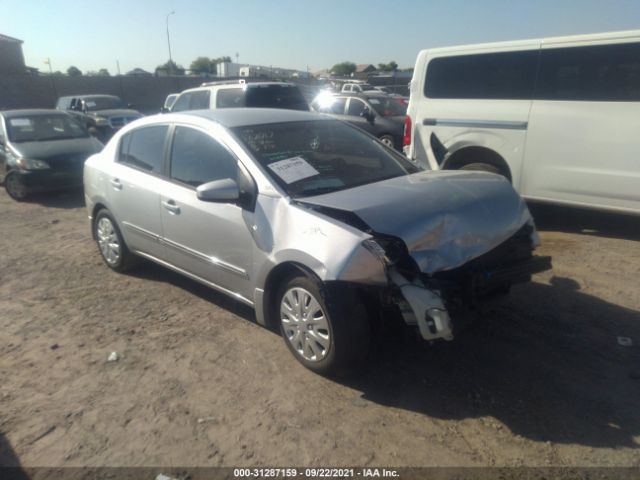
[403,115,412,147]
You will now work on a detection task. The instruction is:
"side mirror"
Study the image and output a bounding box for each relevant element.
[160,107,169,113]
[361,107,375,123]
[197,178,239,202]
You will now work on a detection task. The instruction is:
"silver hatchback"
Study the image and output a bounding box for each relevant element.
[84,109,550,375]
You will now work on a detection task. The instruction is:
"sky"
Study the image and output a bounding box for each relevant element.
[3,0,640,75]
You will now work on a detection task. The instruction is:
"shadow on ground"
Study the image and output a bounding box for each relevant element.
[528,202,640,241]
[126,251,640,450]
[28,188,85,210]
[128,260,258,325]
[0,433,28,479]
[341,275,640,449]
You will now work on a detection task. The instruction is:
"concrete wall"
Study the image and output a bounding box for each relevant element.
[0,75,205,115]
[0,75,320,114]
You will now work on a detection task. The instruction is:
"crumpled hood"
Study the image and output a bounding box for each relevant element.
[300,170,533,273]
[88,109,140,118]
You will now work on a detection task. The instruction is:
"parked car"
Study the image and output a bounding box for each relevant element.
[84,109,550,375]
[161,93,179,113]
[170,80,309,112]
[1,109,103,200]
[56,94,142,142]
[340,82,379,94]
[310,92,407,150]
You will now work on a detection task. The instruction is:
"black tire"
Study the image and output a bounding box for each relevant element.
[459,162,503,176]
[275,274,370,376]
[93,209,137,272]
[378,134,396,149]
[4,171,28,201]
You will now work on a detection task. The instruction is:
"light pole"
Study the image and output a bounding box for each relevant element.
[166,11,175,75]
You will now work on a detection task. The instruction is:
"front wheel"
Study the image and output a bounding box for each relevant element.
[5,171,28,201]
[94,209,136,272]
[276,274,370,376]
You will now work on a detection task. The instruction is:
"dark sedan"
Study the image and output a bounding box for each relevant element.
[0,109,103,200]
[310,92,407,150]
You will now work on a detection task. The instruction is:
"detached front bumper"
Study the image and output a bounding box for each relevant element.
[390,254,551,341]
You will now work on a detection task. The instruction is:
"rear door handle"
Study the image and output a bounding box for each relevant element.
[110,178,122,190]
[162,200,181,215]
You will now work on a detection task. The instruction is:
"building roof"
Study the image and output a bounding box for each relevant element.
[0,33,23,44]
[355,64,376,73]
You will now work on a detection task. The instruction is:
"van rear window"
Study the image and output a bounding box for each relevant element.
[245,85,309,111]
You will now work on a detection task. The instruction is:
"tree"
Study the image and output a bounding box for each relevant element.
[377,61,398,72]
[155,60,185,76]
[190,56,215,74]
[97,68,110,76]
[67,66,82,76]
[330,61,356,76]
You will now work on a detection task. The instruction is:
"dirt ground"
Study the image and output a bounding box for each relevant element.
[0,188,639,469]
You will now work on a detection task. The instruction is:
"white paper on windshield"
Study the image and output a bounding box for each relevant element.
[85,101,97,107]
[369,98,381,104]
[267,157,319,184]
[9,118,32,127]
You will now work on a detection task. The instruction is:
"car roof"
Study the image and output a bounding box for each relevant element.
[1,109,70,118]
[173,108,330,128]
[182,81,298,94]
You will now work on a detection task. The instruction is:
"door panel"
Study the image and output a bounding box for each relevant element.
[160,182,253,300]
[522,101,640,210]
[107,163,166,259]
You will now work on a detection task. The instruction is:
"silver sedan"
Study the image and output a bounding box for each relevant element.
[84,109,550,375]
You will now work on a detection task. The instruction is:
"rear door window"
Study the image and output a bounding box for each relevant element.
[169,126,238,187]
[216,88,245,108]
[118,125,168,174]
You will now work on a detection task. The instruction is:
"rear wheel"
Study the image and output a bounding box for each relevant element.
[94,209,136,272]
[378,134,395,149]
[459,162,502,176]
[276,274,370,376]
[5,171,28,201]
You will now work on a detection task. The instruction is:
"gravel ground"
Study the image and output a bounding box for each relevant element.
[0,188,639,469]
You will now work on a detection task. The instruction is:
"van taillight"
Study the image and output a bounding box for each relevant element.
[403,115,412,146]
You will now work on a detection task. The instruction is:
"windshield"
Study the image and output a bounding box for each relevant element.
[6,114,89,143]
[245,85,309,111]
[360,84,378,91]
[233,120,421,198]
[366,96,407,117]
[82,96,125,111]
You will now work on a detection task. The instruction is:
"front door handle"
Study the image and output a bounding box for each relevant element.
[162,200,181,215]
[110,178,122,190]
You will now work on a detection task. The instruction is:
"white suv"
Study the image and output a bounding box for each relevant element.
[170,80,309,112]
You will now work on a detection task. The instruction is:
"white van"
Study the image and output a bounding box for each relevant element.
[404,30,640,215]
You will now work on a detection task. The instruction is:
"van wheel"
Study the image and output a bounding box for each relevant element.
[276,275,370,377]
[459,162,502,176]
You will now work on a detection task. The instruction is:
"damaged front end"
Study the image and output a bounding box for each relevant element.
[299,171,553,342]
[363,223,551,342]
